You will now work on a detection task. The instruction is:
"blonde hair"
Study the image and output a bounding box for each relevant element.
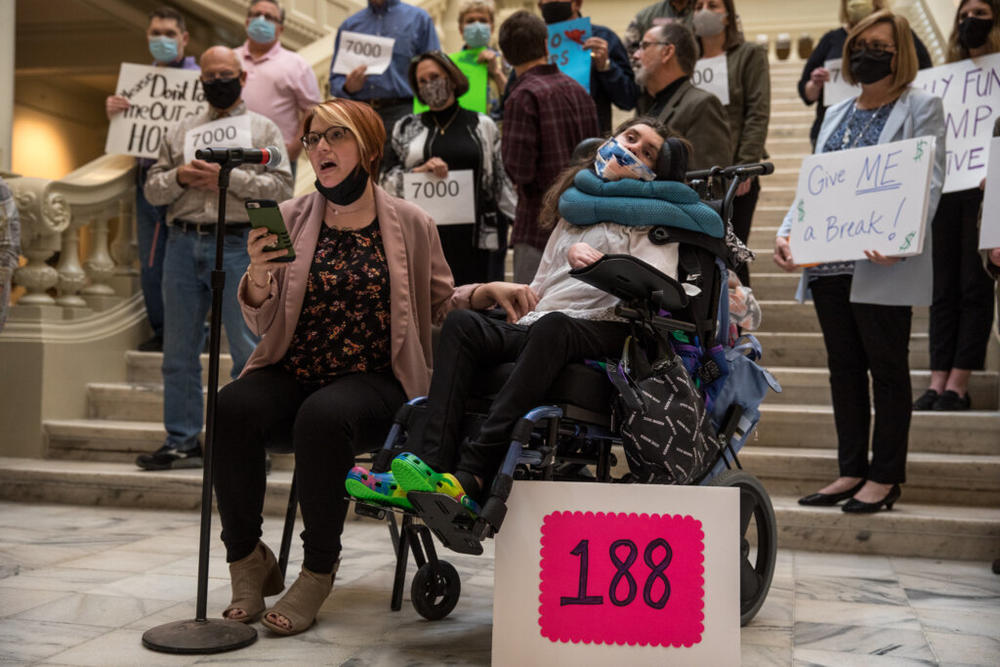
[946,0,1000,62]
[839,0,890,27]
[457,0,495,25]
[842,10,919,96]
[302,99,386,178]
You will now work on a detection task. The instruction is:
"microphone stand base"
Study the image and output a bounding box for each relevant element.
[142,618,257,655]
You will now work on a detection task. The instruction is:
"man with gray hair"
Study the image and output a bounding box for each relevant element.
[632,22,731,171]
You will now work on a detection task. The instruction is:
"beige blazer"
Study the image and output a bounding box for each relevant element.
[238,186,476,398]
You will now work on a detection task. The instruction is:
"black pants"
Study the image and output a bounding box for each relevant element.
[730,176,761,287]
[929,188,995,371]
[416,309,629,482]
[213,366,405,573]
[810,275,912,484]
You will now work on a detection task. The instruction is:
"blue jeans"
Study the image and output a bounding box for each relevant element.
[161,225,258,450]
[136,168,167,337]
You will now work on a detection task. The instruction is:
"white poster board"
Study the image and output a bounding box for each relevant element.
[913,52,1000,193]
[691,54,730,105]
[402,169,476,225]
[789,136,936,265]
[493,481,739,666]
[979,136,1000,250]
[332,31,395,76]
[105,63,206,159]
[823,57,859,107]
[183,116,251,164]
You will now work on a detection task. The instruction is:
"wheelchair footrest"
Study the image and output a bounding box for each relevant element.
[353,501,388,521]
[407,492,484,556]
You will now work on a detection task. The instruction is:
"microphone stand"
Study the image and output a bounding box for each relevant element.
[142,163,258,654]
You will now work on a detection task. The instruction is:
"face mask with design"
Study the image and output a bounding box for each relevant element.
[849,48,894,84]
[247,15,277,43]
[419,78,453,109]
[540,1,574,24]
[846,0,875,24]
[958,16,993,50]
[593,137,656,182]
[202,77,243,110]
[148,36,179,64]
[693,9,726,37]
[463,22,491,48]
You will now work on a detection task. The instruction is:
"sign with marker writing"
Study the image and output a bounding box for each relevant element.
[789,136,936,265]
[332,31,395,76]
[547,17,592,94]
[691,54,730,105]
[978,137,1000,250]
[105,63,206,159]
[913,52,1000,192]
[823,57,859,107]
[493,481,739,666]
[413,48,488,115]
[402,170,475,225]
[183,116,251,164]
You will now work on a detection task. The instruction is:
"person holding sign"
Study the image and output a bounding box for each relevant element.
[105,6,199,353]
[382,51,515,284]
[693,0,769,286]
[918,0,999,412]
[328,0,440,165]
[774,11,945,513]
[797,0,931,149]
[136,46,293,472]
[457,0,510,123]
[210,98,532,635]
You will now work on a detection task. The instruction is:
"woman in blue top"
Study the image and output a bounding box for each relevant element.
[774,10,945,513]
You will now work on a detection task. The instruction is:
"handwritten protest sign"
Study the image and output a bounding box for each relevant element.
[413,48,488,115]
[548,17,592,93]
[183,116,251,164]
[493,482,739,666]
[823,57,859,107]
[913,52,1000,192]
[691,54,730,105]
[789,136,936,265]
[403,170,475,225]
[105,63,205,159]
[332,31,395,76]
[979,136,1000,250]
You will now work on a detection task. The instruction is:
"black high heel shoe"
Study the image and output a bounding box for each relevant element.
[798,479,865,506]
[842,484,901,513]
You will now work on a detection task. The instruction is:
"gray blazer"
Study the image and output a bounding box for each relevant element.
[778,86,945,306]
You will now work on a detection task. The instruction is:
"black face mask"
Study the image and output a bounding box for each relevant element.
[958,16,993,50]
[202,77,242,110]
[314,166,369,206]
[849,49,894,84]
[540,1,574,24]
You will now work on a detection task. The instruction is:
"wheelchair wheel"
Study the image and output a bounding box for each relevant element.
[411,560,461,621]
[710,469,777,626]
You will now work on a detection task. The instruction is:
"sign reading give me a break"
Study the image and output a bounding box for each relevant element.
[789,136,936,265]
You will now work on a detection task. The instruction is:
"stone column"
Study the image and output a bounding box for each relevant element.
[0,1,13,172]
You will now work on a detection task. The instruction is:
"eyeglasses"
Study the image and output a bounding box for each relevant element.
[851,40,896,55]
[300,126,352,150]
[638,40,670,51]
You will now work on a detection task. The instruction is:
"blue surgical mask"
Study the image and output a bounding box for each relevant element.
[148,36,179,64]
[593,138,656,182]
[463,22,491,49]
[247,15,277,43]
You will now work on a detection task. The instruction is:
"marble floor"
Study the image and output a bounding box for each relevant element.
[0,501,997,666]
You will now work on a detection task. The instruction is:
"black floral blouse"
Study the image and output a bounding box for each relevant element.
[281,218,391,386]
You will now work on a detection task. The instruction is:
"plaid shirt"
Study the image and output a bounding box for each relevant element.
[502,64,599,250]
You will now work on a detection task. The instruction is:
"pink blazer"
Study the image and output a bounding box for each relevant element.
[238,186,476,398]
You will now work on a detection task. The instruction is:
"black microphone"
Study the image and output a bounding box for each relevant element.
[194,146,282,167]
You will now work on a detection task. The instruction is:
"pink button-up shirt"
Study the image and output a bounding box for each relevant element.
[236,40,322,150]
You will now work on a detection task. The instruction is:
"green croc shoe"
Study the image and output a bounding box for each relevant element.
[345,466,413,511]
[391,453,467,500]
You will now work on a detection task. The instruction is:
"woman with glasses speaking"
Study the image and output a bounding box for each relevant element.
[773,11,945,515]
[210,98,534,636]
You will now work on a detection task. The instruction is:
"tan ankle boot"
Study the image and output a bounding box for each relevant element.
[223,542,284,623]
[261,560,339,636]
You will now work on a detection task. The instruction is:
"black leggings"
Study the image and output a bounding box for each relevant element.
[213,366,405,573]
[416,309,629,483]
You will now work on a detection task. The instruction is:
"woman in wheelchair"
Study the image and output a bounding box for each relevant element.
[211,99,533,636]
[347,117,722,513]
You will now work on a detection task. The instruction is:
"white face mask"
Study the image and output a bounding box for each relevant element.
[693,9,726,37]
[845,0,875,24]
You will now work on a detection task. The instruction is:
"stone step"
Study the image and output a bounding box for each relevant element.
[767,367,1000,409]
[767,123,814,139]
[754,404,1000,455]
[758,185,798,207]
[748,206,788,227]
[0,457,994,561]
[754,331,931,369]
[742,446,1000,508]
[766,137,815,155]
[126,350,234,385]
[749,224,781,248]
[743,271,797,300]
[755,300,930,333]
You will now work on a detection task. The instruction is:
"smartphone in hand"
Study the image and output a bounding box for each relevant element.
[245,199,295,263]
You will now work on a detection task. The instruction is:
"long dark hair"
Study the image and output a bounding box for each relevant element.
[946,0,1000,62]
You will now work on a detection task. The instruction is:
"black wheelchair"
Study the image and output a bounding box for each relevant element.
[350,161,780,627]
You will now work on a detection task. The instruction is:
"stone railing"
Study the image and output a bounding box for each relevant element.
[895,0,949,65]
